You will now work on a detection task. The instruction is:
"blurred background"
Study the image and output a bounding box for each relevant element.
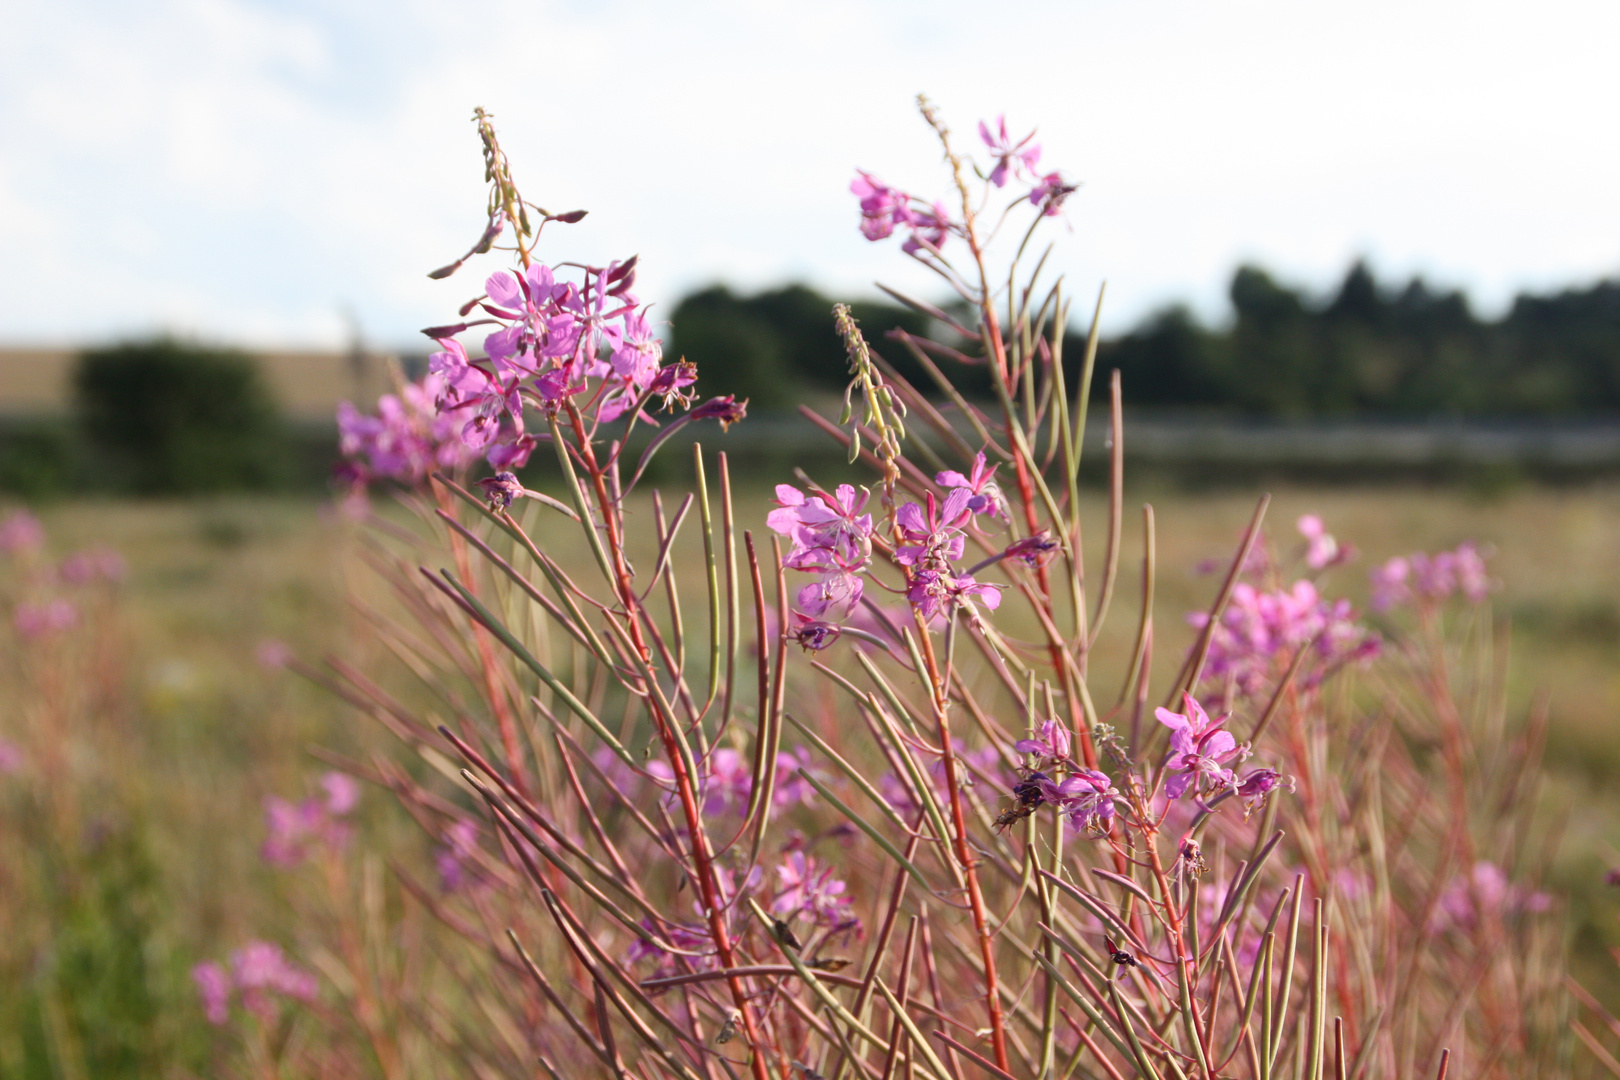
[3,0,1620,1075]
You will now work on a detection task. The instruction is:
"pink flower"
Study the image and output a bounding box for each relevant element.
[769,484,874,571]
[1015,719,1072,761]
[1155,693,1244,800]
[0,510,44,556]
[260,773,358,867]
[14,599,77,639]
[1370,542,1492,611]
[1296,514,1347,570]
[1369,556,1410,612]
[978,114,1042,188]
[0,738,23,774]
[193,962,231,1025]
[906,569,1001,621]
[230,941,318,1017]
[771,852,856,928]
[58,546,126,585]
[935,451,1006,521]
[1029,171,1078,216]
[436,820,483,892]
[894,489,975,568]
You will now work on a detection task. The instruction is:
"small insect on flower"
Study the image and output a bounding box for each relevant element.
[808,955,852,973]
[993,769,1050,833]
[1178,836,1209,876]
[1104,936,1139,974]
[771,918,803,951]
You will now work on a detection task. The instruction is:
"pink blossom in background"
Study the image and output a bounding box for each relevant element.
[57,546,127,585]
[0,738,24,774]
[1370,541,1492,612]
[338,372,481,487]
[192,962,231,1025]
[14,599,77,639]
[771,852,857,928]
[194,942,319,1025]
[435,819,483,893]
[1296,514,1350,570]
[256,639,293,670]
[0,510,44,556]
[1190,579,1377,696]
[260,772,359,866]
[1429,861,1552,934]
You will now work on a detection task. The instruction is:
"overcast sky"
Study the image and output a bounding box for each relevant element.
[2,0,1617,351]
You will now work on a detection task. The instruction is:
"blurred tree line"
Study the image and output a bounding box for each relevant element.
[669,263,1620,418]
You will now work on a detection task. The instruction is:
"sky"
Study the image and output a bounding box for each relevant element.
[1,0,1617,352]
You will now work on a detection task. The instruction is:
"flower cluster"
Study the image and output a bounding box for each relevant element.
[642,746,816,817]
[1428,861,1552,934]
[1155,694,1289,810]
[1190,579,1379,697]
[768,484,875,623]
[1369,541,1491,612]
[0,509,45,556]
[337,372,482,487]
[852,115,1075,251]
[261,772,360,867]
[193,941,319,1026]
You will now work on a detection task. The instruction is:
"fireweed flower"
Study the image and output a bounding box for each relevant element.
[0,509,44,556]
[1372,541,1491,612]
[1190,579,1377,697]
[1015,719,1073,761]
[978,114,1042,188]
[1155,693,1245,800]
[435,819,483,893]
[195,942,319,1025]
[934,451,1006,521]
[1296,514,1349,570]
[645,747,817,816]
[1428,861,1552,934]
[1038,770,1117,834]
[1029,171,1078,216]
[338,372,481,486]
[261,771,360,867]
[905,568,1001,621]
[772,852,858,930]
[57,546,126,585]
[14,599,77,639]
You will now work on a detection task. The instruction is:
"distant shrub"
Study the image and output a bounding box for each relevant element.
[74,339,285,493]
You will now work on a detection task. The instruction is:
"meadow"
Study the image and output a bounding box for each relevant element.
[5,476,1619,1076]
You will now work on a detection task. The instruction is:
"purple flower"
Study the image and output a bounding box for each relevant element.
[14,599,77,639]
[58,546,126,585]
[436,819,483,892]
[1029,171,1078,216]
[0,510,44,556]
[789,613,842,652]
[1189,579,1376,697]
[770,484,874,571]
[1015,719,1073,761]
[978,115,1041,188]
[797,570,864,622]
[905,569,1001,621]
[1155,693,1244,800]
[689,395,748,430]
[935,451,1007,521]
[1296,514,1348,570]
[649,359,699,411]
[851,171,910,241]
[771,852,856,928]
[1429,861,1552,933]
[338,372,481,486]
[475,471,529,511]
[1039,769,1116,833]
[895,489,974,568]
[193,962,231,1025]
[321,771,360,815]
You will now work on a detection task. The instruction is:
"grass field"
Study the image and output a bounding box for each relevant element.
[5,479,1620,1074]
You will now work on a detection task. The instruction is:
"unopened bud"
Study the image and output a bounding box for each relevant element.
[551,209,588,224]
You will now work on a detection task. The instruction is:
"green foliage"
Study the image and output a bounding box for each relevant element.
[74,338,286,493]
[667,284,939,409]
[1093,262,1620,417]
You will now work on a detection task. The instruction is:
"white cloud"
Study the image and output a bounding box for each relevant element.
[0,0,1616,349]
